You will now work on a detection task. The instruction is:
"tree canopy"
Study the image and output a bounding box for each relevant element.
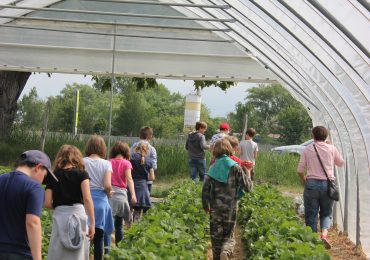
[228,84,312,144]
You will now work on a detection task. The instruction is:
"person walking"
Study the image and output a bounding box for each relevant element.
[44,145,95,260]
[131,126,157,193]
[297,126,344,249]
[130,141,155,222]
[108,141,137,245]
[0,150,56,260]
[238,128,258,179]
[202,139,252,260]
[185,121,210,181]
[83,135,114,260]
[210,122,231,149]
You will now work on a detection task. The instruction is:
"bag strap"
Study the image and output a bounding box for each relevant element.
[313,144,330,180]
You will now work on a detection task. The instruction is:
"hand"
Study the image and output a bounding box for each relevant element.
[131,195,137,206]
[107,190,114,198]
[87,224,95,240]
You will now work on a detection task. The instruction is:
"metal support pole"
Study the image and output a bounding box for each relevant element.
[107,25,116,157]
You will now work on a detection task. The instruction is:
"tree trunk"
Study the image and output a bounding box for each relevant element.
[0,71,31,139]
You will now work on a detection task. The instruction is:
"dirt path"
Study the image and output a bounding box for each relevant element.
[328,228,367,260]
[279,190,367,260]
[207,224,245,260]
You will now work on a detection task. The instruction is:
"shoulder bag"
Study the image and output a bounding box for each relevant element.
[313,144,339,201]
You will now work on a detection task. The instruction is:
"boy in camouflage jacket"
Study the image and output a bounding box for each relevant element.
[202,138,252,260]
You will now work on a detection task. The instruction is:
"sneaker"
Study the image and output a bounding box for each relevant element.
[320,235,332,249]
[220,251,229,260]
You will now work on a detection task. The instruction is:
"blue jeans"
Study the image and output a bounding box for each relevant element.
[189,159,206,181]
[304,179,334,232]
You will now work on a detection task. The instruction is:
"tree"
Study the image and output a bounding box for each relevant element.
[0,71,31,139]
[113,81,186,138]
[47,84,113,134]
[17,87,44,129]
[114,83,150,136]
[193,80,236,91]
[228,84,312,144]
[277,106,312,144]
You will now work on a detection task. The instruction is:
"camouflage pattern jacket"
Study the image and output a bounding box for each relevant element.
[202,165,252,221]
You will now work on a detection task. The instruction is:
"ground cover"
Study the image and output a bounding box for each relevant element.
[238,184,330,259]
[109,180,209,259]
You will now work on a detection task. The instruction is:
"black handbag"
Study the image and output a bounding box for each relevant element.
[313,144,339,201]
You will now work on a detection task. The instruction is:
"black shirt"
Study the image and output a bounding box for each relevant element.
[45,168,89,208]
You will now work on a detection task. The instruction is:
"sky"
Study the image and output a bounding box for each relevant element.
[22,73,256,118]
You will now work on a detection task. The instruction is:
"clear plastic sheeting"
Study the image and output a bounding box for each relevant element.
[0,0,369,255]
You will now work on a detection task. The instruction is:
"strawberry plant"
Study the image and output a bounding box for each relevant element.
[109,180,209,259]
[238,184,330,259]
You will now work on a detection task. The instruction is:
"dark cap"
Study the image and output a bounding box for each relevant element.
[219,122,231,131]
[20,150,58,182]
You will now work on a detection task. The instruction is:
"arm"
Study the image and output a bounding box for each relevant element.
[298,171,306,186]
[26,214,42,260]
[253,150,258,160]
[239,142,244,157]
[150,146,158,170]
[125,169,137,205]
[334,147,345,167]
[44,189,53,209]
[238,166,253,193]
[103,170,113,198]
[297,152,307,186]
[148,168,155,181]
[81,179,95,240]
[200,135,210,150]
[201,176,212,213]
[253,144,258,160]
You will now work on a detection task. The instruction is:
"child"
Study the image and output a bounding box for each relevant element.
[83,135,114,260]
[130,126,157,193]
[45,145,95,260]
[109,141,137,246]
[239,128,258,180]
[185,121,210,181]
[130,141,155,222]
[202,138,252,260]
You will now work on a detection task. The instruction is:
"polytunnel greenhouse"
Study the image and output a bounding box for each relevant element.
[0,0,369,256]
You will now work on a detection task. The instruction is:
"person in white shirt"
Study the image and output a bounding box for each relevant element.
[210,122,231,150]
[238,128,258,179]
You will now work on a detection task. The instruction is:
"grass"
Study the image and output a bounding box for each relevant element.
[254,151,302,187]
[151,178,182,198]
[1,130,302,190]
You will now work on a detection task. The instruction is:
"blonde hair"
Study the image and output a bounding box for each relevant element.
[54,145,84,171]
[226,136,239,149]
[212,138,233,158]
[85,135,107,158]
[134,141,149,165]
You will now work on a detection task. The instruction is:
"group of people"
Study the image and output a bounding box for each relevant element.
[186,122,256,259]
[185,122,258,183]
[0,121,344,260]
[187,121,344,258]
[0,126,157,260]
